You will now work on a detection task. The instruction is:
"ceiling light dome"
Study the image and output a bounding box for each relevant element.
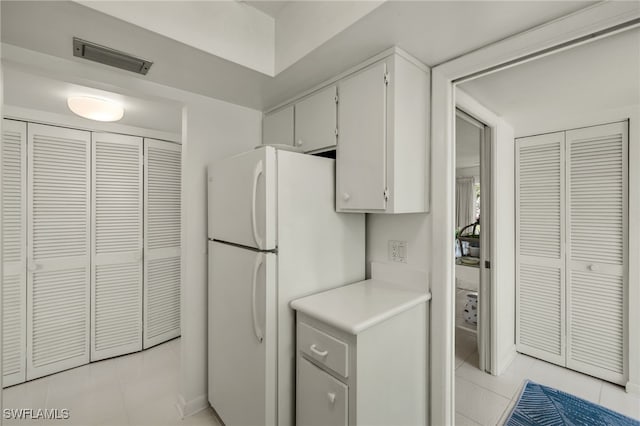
[67,96,124,122]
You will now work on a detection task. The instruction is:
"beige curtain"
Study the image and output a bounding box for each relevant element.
[456,177,475,230]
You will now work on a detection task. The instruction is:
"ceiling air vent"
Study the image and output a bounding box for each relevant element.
[73,37,153,75]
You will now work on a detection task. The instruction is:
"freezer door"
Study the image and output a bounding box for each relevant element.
[208,146,276,250]
[209,241,277,426]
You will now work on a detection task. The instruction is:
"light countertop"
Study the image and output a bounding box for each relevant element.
[290,279,431,335]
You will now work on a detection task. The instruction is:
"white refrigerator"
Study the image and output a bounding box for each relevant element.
[207,146,365,426]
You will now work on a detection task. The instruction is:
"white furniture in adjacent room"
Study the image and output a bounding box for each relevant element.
[516,121,628,385]
[291,277,430,426]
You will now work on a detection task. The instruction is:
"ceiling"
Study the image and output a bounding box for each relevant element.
[1,1,598,113]
[459,28,640,136]
[3,64,183,134]
[243,1,289,18]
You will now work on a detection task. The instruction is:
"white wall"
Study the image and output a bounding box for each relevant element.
[274,1,384,74]
[366,214,430,280]
[457,89,516,375]
[179,96,261,415]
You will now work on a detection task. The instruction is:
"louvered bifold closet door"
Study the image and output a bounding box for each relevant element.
[91,133,143,361]
[143,139,181,348]
[27,123,91,380]
[566,122,628,385]
[516,132,566,365]
[2,119,27,386]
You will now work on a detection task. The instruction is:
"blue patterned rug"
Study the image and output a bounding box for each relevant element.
[504,380,639,426]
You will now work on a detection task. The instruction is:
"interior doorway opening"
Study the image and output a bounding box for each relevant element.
[454,109,493,375]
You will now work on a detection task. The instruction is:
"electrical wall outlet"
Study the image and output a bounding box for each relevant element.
[388,240,408,263]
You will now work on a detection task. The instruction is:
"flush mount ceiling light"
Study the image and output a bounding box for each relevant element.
[67,96,124,122]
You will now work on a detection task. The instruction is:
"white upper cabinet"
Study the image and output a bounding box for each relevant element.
[294,85,337,153]
[262,48,430,214]
[263,106,294,146]
[337,63,387,211]
[337,53,430,213]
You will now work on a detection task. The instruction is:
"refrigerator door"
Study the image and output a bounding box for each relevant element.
[209,241,277,426]
[208,146,276,250]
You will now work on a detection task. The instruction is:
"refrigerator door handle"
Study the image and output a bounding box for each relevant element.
[251,253,264,343]
[251,160,264,249]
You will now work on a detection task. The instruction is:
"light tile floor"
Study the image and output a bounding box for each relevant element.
[6,332,638,425]
[3,338,222,426]
[455,328,640,425]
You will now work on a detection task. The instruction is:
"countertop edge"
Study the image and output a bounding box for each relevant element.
[292,292,431,335]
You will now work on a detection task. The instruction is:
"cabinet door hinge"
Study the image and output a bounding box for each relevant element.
[334,94,339,104]
[334,128,339,137]
[383,188,390,202]
[384,72,390,85]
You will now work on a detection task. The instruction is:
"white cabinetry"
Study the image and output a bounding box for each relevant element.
[337,53,429,213]
[263,106,294,146]
[294,85,338,153]
[262,48,430,213]
[292,280,429,426]
[516,121,628,385]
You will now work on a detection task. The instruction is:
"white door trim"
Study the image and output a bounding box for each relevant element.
[430,3,640,424]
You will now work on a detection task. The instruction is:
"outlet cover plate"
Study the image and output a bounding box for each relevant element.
[388,240,408,263]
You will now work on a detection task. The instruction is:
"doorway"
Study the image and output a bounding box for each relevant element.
[454,109,492,375]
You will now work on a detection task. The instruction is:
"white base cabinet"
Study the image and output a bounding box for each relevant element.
[292,280,429,426]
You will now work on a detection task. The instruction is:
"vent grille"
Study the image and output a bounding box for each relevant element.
[73,37,152,75]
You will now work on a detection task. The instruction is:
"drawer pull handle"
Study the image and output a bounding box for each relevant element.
[310,344,328,357]
[327,392,336,404]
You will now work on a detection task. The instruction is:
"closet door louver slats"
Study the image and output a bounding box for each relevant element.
[143,138,181,349]
[566,122,627,385]
[516,132,566,365]
[91,133,143,361]
[27,123,91,380]
[2,119,27,386]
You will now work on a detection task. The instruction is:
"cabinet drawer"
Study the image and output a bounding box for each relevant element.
[299,322,349,377]
[298,357,348,426]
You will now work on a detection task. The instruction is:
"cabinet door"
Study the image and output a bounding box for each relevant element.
[2,119,27,387]
[515,132,566,366]
[295,85,337,153]
[263,106,294,146]
[143,139,181,348]
[337,62,387,211]
[566,122,627,385]
[91,133,143,361]
[297,357,348,426]
[27,123,91,380]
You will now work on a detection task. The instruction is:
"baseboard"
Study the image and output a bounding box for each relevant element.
[495,344,517,376]
[176,393,209,419]
[626,381,640,395]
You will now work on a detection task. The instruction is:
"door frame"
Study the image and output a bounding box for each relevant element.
[429,3,640,424]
